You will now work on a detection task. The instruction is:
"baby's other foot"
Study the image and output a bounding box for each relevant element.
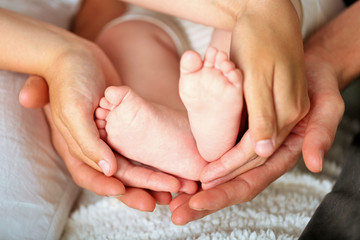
[179,47,243,162]
[95,85,207,181]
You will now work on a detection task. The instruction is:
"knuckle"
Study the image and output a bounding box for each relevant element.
[280,96,310,127]
[68,146,82,159]
[251,115,275,132]
[333,94,345,116]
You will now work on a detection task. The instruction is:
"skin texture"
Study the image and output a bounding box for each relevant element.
[23,0,305,180]
[123,0,309,158]
[169,2,360,224]
[9,0,307,179]
[14,0,311,214]
[4,2,190,198]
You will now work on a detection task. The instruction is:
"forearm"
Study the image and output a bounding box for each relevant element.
[121,0,243,29]
[231,0,303,60]
[304,1,360,90]
[121,0,302,29]
[0,8,90,81]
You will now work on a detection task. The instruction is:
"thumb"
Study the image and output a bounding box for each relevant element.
[302,90,344,172]
[19,75,49,108]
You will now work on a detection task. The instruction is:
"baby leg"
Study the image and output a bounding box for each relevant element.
[179,47,243,162]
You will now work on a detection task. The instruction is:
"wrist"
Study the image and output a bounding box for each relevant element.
[304,34,356,91]
[43,37,98,84]
[304,47,343,89]
[239,0,302,28]
[0,8,96,81]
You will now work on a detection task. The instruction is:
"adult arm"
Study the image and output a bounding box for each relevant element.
[169,1,360,223]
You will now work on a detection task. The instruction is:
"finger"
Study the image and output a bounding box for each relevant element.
[66,157,125,197]
[19,75,49,108]
[169,193,192,212]
[302,90,344,172]
[244,67,277,157]
[48,105,126,196]
[117,188,156,212]
[45,105,103,171]
[150,191,173,205]
[201,153,267,190]
[271,62,309,155]
[114,155,183,193]
[115,156,199,194]
[52,101,117,176]
[178,178,199,194]
[46,106,161,212]
[170,194,213,225]
[200,131,256,183]
[192,129,302,212]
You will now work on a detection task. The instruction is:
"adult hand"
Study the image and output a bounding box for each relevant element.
[43,105,195,211]
[0,9,121,176]
[44,42,122,176]
[231,0,309,158]
[204,0,360,183]
[121,1,309,158]
[198,0,310,185]
[170,40,345,224]
[20,75,198,194]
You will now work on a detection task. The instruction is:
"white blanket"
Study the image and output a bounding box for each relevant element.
[62,117,359,240]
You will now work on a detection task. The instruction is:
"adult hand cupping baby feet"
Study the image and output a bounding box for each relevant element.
[230,0,309,158]
[199,0,310,187]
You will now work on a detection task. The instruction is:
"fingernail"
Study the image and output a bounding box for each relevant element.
[255,140,274,157]
[99,159,110,176]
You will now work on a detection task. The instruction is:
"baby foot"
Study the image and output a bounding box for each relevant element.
[95,85,207,181]
[179,47,243,162]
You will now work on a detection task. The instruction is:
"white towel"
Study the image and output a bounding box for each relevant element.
[62,117,359,240]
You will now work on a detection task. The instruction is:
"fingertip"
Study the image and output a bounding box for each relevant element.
[151,191,172,205]
[171,213,188,225]
[18,88,30,108]
[178,179,198,195]
[118,188,156,212]
[255,139,275,157]
[188,190,215,211]
[303,149,324,173]
[188,196,206,211]
[105,182,126,197]
[303,131,327,173]
[19,75,49,109]
[98,158,117,176]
